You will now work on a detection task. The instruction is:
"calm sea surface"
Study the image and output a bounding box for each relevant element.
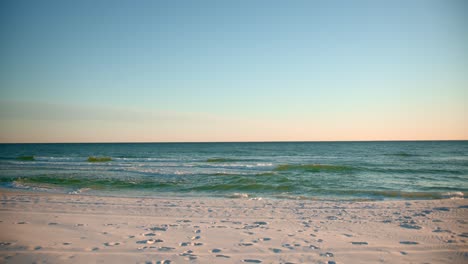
[0,141,467,200]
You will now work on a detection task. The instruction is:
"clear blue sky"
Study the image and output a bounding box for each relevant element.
[1,0,467,142]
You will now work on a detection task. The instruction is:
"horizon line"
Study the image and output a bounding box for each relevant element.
[1,139,467,144]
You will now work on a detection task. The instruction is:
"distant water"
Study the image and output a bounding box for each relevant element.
[0,141,467,200]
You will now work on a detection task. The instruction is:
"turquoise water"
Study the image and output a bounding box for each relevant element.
[0,141,467,200]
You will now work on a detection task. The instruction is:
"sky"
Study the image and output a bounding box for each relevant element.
[0,0,467,143]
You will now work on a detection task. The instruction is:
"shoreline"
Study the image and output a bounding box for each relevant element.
[2,186,464,202]
[0,189,467,263]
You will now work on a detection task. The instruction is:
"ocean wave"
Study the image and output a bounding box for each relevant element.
[189,183,293,192]
[10,175,180,190]
[205,158,260,163]
[367,167,463,175]
[384,152,424,157]
[274,164,356,172]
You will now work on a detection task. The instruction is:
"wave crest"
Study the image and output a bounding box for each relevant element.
[274,164,355,172]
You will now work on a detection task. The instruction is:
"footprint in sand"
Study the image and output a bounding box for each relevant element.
[399,223,422,230]
[433,227,451,233]
[243,259,262,263]
[399,241,418,245]
[351,242,368,245]
[320,252,334,257]
[155,260,171,264]
[104,242,120,246]
[282,244,294,250]
[180,250,198,260]
[269,248,282,253]
[149,226,168,232]
[433,207,450,211]
[157,246,175,252]
[137,239,163,244]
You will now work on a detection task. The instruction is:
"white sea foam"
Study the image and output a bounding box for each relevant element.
[69,188,91,195]
[226,193,249,199]
[442,191,464,199]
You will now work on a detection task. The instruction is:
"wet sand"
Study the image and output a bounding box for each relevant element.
[0,189,467,263]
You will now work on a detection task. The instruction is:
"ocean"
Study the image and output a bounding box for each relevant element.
[0,141,467,200]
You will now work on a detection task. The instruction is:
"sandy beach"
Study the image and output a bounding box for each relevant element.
[0,190,466,263]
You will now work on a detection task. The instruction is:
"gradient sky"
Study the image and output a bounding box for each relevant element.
[1,0,467,142]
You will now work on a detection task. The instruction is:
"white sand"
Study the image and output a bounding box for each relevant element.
[0,190,467,263]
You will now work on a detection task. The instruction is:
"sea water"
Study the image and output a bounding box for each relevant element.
[0,141,467,200]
